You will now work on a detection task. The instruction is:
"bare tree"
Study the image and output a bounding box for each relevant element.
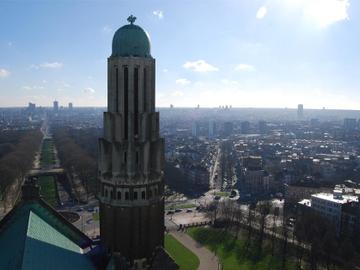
[245,203,256,252]
[256,201,271,256]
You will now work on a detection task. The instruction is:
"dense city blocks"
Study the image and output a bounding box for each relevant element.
[1,2,360,270]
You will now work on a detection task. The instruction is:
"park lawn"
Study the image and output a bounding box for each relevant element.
[38,175,57,207]
[92,212,100,221]
[164,234,200,270]
[41,139,55,166]
[214,191,230,197]
[165,203,196,210]
[187,227,297,270]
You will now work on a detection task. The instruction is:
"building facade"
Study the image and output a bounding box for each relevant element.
[298,190,359,234]
[98,16,165,268]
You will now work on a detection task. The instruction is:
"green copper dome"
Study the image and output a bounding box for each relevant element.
[112,15,151,58]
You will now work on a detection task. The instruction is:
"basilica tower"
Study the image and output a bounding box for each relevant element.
[98,15,164,267]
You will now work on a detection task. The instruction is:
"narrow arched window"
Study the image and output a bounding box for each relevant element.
[141,191,146,200]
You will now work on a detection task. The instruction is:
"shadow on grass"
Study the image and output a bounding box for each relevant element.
[188,227,297,270]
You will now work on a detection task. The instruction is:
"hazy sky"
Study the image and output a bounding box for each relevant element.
[0,0,359,109]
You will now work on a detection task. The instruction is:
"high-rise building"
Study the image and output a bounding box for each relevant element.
[223,121,234,137]
[208,120,216,138]
[68,102,73,110]
[98,16,165,266]
[192,122,200,137]
[53,100,59,112]
[258,120,267,134]
[28,102,36,112]
[297,104,304,119]
[242,156,269,195]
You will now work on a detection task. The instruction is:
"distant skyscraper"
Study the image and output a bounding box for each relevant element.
[258,120,267,134]
[98,16,164,266]
[297,104,304,119]
[68,102,73,110]
[192,122,200,137]
[53,100,59,112]
[28,102,36,112]
[208,120,216,138]
[223,121,234,137]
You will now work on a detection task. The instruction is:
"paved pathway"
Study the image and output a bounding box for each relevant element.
[171,231,220,270]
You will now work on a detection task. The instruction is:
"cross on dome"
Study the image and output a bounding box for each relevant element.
[127,15,136,24]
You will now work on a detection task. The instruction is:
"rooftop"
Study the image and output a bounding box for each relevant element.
[311,192,359,204]
[0,198,95,269]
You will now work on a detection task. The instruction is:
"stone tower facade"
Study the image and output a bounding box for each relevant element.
[98,16,164,267]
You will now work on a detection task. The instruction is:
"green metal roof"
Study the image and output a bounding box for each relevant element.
[112,23,151,58]
[0,201,96,270]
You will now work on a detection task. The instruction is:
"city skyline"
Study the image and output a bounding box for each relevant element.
[1,0,360,109]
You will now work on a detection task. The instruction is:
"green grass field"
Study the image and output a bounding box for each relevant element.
[40,139,55,166]
[188,227,296,270]
[214,191,230,197]
[164,234,200,270]
[38,175,57,207]
[92,212,100,221]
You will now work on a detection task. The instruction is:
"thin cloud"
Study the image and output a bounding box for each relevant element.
[256,6,267,19]
[277,0,350,28]
[84,87,95,94]
[0,68,10,78]
[102,25,113,33]
[40,62,63,69]
[235,64,255,72]
[153,10,164,19]
[183,60,218,72]
[302,0,350,28]
[31,62,63,69]
[175,78,191,85]
[22,85,44,90]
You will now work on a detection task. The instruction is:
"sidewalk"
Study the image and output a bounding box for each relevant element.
[171,231,220,270]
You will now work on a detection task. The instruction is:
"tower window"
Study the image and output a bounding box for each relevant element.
[148,190,152,199]
[115,68,119,112]
[117,191,121,200]
[134,67,139,137]
[125,191,129,200]
[124,151,127,164]
[142,191,146,200]
[110,190,114,199]
[134,191,138,200]
[143,68,147,112]
[124,66,129,139]
[136,151,139,165]
[104,189,108,198]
